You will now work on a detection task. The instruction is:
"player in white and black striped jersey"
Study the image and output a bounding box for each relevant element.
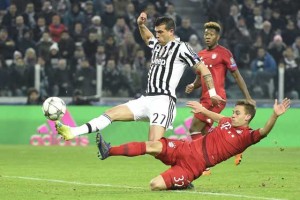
[55,12,225,142]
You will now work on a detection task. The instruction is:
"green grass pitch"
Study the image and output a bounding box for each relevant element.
[0,145,299,200]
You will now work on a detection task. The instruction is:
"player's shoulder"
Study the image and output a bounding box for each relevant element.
[216,45,232,55]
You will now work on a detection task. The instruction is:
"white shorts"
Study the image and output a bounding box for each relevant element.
[125,95,176,130]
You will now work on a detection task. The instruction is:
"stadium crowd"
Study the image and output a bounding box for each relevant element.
[0,0,299,102]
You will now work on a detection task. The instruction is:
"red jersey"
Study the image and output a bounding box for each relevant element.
[198,45,237,100]
[199,117,264,167]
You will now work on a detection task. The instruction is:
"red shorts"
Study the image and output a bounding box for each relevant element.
[194,98,226,131]
[155,138,206,189]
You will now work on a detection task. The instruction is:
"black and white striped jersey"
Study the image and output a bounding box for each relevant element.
[146,37,201,100]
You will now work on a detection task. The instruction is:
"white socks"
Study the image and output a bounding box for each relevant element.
[71,114,112,136]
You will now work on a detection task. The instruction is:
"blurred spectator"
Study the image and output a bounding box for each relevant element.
[112,0,131,16]
[26,87,44,105]
[292,36,300,58]
[240,0,255,28]
[165,2,182,27]
[151,0,169,15]
[144,3,160,29]
[227,16,252,66]
[36,32,53,62]
[176,17,198,42]
[0,58,11,96]
[95,44,106,66]
[250,47,276,98]
[86,15,109,42]
[119,32,140,64]
[48,42,60,67]
[48,14,66,42]
[17,30,36,55]
[188,34,203,53]
[257,20,273,48]
[69,45,85,76]
[132,48,146,72]
[0,0,9,11]
[224,4,240,37]
[9,57,27,96]
[52,58,73,96]
[269,9,286,33]
[83,0,98,27]
[51,0,70,17]
[124,2,137,30]
[101,2,117,29]
[120,62,142,96]
[22,3,37,28]
[102,58,122,96]
[104,34,119,64]
[0,28,16,60]
[9,15,30,42]
[279,47,300,99]
[113,16,131,44]
[82,31,99,66]
[37,57,53,97]
[71,22,86,44]
[2,4,18,28]
[70,89,98,105]
[282,19,300,46]
[23,48,37,89]
[74,59,96,96]
[63,2,86,31]
[268,34,286,64]
[39,1,56,26]
[58,31,75,60]
[33,16,48,42]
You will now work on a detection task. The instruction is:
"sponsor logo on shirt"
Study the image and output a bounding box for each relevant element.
[212,53,217,59]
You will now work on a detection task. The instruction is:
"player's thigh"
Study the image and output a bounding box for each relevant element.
[148,125,165,141]
[149,95,176,130]
[124,95,149,121]
[105,104,134,121]
[159,165,193,190]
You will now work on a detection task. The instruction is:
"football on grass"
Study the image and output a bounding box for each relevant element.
[42,97,66,121]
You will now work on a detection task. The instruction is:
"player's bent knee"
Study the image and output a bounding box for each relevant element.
[149,176,167,191]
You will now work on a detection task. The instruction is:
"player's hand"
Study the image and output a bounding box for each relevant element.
[210,95,226,106]
[185,83,195,94]
[137,12,147,26]
[274,98,290,117]
[246,98,256,107]
[186,101,205,113]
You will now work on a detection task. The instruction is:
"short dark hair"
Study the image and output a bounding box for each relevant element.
[235,100,256,122]
[204,21,221,34]
[155,16,176,31]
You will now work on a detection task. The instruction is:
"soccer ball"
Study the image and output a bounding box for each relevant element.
[42,97,66,121]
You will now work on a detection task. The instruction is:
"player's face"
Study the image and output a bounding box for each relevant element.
[231,105,251,127]
[155,24,174,46]
[204,28,220,49]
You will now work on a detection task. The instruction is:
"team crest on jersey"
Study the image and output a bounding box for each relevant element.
[211,53,217,59]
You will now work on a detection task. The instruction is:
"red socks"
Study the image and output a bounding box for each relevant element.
[109,142,146,157]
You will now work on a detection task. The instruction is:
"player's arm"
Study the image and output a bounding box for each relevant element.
[258,98,290,137]
[193,62,225,104]
[186,101,225,123]
[185,75,201,94]
[137,12,154,45]
[231,70,256,106]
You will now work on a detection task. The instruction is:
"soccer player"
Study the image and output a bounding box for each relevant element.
[185,22,255,167]
[96,98,290,190]
[55,13,224,141]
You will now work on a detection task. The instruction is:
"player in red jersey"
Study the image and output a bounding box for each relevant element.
[185,22,255,168]
[96,98,290,190]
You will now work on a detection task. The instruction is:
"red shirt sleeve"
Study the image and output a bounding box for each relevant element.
[222,49,237,72]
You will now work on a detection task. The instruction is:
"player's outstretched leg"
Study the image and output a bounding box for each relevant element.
[235,153,243,166]
[96,132,111,160]
[55,121,74,140]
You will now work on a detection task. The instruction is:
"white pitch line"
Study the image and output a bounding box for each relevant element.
[2,175,287,200]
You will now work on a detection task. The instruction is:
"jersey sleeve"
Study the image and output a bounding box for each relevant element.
[178,42,201,67]
[222,49,237,72]
[148,37,158,49]
[250,129,265,144]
